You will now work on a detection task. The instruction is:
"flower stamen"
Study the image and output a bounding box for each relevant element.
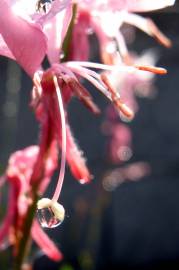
[37,75,66,228]
[101,73,134,119]
[51,76,66,202]
[65,77,101,114]
[135,65,167,75]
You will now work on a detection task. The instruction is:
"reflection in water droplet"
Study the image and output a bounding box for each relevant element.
[37,207,64,228]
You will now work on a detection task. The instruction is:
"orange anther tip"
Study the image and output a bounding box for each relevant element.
[118,101,134,119]
[135,65,167,75]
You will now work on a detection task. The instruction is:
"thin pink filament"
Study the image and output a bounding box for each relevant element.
[52,76,66,202]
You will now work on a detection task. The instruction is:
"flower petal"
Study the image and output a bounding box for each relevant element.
[0,0,47,76]
[69,10,90,61]
[7,146,40,216]
[123,12,172,48]
[32,220,63,261]
[45,5,72,64]
[66,124,92,183]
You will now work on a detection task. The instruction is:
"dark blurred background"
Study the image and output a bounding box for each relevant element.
[0,4,179,270]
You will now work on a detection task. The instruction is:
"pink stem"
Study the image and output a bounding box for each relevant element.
[52,76,66,202]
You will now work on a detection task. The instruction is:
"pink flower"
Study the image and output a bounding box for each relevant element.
[32,61,150,187]
[0,0,170,200]
[0,1,173,266]
[102,106,132,164]
[0,145,62,261]
[77,0,175,63]
[102,162,151,191]
[108,49,158,113]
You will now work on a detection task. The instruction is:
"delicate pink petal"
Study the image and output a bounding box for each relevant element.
[0,0,47,76]
[32,220,63,261]
[7,146,39,185]
[69,10,90,61]
[123,12,172,48]
[66,124,92,183]
[7,146,39,215]
[45,5,72,64]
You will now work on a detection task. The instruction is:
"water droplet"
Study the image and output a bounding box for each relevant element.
[60,51,65,60]
[36,0,53,13]
[37,198,65,228]
[37,207,62,228]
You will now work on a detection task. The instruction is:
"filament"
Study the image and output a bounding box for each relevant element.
[52,76,66,202]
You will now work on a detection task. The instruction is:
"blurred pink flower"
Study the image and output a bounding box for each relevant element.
[108,49,158,113]
[102,50,159,165]
[0,145,62,261]
[102,106,132,164]
[103,162,151,191]
[77,0,175,63]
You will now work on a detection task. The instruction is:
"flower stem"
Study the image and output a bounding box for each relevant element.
[14,192,38,270]
[14,113,52,269]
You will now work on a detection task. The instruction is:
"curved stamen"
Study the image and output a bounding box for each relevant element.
[66,61,136,73]
[52,76,66,202]
[67,65,111,98]
[66,61,167,75]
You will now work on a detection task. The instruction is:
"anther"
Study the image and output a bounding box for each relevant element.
[135,65,167,75]
[101,73,134,119]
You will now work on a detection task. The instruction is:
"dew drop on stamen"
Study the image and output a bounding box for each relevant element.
[36,0,53,13]
[37,198,65,228]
